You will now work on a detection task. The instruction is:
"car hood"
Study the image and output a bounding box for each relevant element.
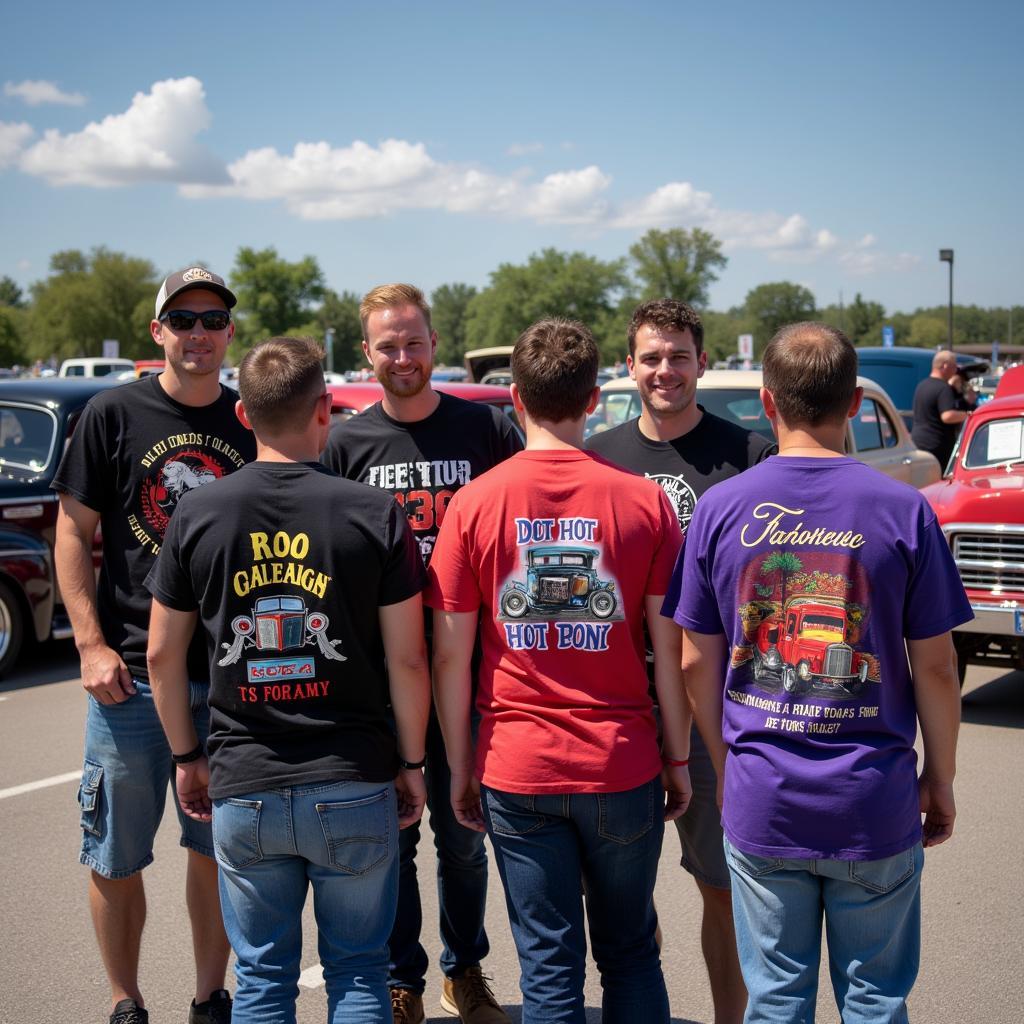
[921,468,1024,523]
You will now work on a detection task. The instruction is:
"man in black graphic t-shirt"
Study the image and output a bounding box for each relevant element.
[146,338,431,1024]
[323,283,520,1024]
[587,299,772,1024]
[53,267,255,1024]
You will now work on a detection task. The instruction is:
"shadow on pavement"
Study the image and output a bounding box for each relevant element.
[424,1010,700,1023]
[0,638,79,692]
[961,669,1024,729]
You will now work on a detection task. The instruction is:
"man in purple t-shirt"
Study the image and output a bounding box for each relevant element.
[670,321,971,1022]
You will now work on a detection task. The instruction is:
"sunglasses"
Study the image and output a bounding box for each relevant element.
[159,309,232,331]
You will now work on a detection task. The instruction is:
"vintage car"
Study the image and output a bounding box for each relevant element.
[921,391,1024,684]
[589,371,941,488]
[752,596,870,696]
[0,378,117,676]
[327,380,517,425]
[500,545,617,619]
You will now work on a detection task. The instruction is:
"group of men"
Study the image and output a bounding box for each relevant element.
[55,268,969,1024]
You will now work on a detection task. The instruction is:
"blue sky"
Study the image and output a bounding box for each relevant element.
[1,1,1020,318]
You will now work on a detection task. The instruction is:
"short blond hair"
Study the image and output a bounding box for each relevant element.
[239,337,325,435]
[359,283,432,337]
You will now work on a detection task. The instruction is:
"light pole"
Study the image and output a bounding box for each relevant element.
[939,249,954,350]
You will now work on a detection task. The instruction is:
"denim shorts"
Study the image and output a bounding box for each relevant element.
[78,678,213,879]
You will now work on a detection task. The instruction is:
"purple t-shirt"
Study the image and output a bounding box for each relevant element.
[670,456,972,860]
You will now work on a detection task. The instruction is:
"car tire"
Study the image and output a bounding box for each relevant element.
[782,665,808,694]
[0,579,25,679]
[588,590,616,619]
[501,590,528,619]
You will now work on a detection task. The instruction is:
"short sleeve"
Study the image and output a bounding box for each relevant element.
[903,510,974,640]
[644,487,682,597]
[935,385,958,415]
[51,401,114,510]
[144,505,199,612]
[666,502,725,634]
[424,492,483,612]
[379,499,428,606]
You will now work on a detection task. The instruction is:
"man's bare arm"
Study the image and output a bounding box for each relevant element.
[432,609,484,832]
[908,631,961,847]
[681,628,729,808]
[55,493,133,702]
[379,594,431,829]
[147,599,210,821]
[647,596,692,821]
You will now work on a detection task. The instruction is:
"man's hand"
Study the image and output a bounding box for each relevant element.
[396,768,427,829]
[919,776,956,847]
[450,770,485,833]
[79,642,135,704]
[176,758,212,822]
[661,764,692,822]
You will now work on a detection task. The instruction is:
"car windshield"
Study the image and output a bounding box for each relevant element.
[799,614,845,640]
[697,389,775,439]
[585,386,776,440]
[963,416,1024,468]
[0,404,58,474]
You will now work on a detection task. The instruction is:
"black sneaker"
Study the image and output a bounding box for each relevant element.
[189,989,232,1024]
[109,1000,149,1024]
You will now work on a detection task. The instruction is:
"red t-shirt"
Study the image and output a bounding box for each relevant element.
[425,449,681,793]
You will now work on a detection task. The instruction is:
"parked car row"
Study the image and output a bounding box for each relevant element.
[2,364,1020,689]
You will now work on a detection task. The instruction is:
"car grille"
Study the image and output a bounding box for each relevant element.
[823,644,852,677]
[953,532,1024,594]
[539,577,569,602]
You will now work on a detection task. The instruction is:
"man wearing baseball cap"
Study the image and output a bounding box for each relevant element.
[54,267,257,1024]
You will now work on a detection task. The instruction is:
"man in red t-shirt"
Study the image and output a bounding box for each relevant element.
[427,317,692,1024]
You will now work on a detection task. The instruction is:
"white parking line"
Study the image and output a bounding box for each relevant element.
[298,962,324,989]
[0,770,80,801]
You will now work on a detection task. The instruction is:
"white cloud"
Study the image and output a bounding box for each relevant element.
[0,121,33,167]
[4,80,86,107]
[506,141,544,157]
[18,76,226,187]
[3,75,915,275]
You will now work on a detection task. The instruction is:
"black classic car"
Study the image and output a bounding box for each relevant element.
[0,378,117,676]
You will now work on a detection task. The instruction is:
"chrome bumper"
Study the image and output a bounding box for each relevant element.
[955,600,1022,636]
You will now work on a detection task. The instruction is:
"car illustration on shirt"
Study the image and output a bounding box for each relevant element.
[500,545,617,620]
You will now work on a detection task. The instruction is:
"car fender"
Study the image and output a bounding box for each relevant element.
[0,523,54,643]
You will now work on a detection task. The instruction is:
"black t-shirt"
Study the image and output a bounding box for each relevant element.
[322,392,523,568]
[52,375,256,682]
[146,461,426,798]
[587,408,774,682]
[911,376,961,462]
[586,408,775,532]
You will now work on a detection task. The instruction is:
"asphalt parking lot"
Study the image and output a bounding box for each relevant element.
[1,642,1021,1024]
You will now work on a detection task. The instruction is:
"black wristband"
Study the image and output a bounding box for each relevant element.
[399,756,426,770]
[172,742,204,765]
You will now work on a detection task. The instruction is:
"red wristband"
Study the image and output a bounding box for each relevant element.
[662,756,690,767]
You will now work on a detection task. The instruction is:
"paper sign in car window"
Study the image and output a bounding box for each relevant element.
[987,419,1023,462]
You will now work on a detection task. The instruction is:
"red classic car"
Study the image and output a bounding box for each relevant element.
[327,380,517,424]
[921,392,1024,683]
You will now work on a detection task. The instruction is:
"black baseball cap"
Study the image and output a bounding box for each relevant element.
[155,267,237,318]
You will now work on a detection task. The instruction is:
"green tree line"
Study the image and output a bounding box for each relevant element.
[1,234,1019,370]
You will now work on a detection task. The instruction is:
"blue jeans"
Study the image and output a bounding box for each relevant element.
[213,780,399,1024]
[725,838,925,1024]
[482,777,668,1024]
[388,709,489,991]
[79,679,213,878]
